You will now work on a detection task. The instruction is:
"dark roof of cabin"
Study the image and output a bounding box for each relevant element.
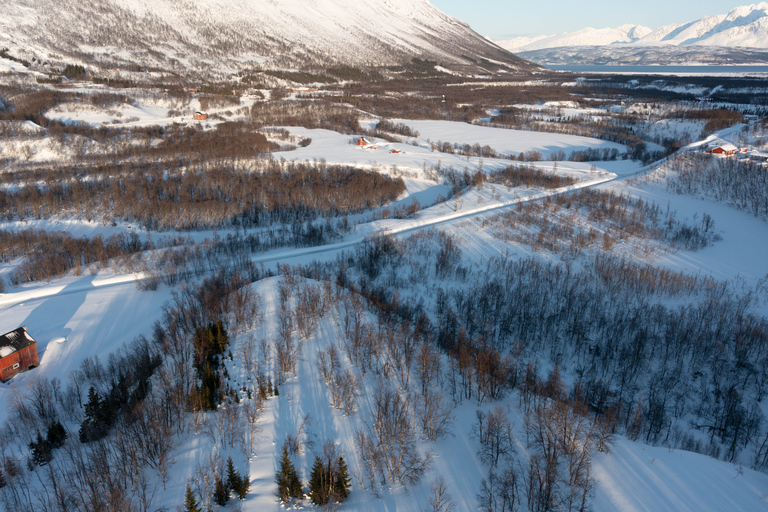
[0,326,37,359]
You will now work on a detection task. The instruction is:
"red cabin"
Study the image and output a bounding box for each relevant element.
[711,143,738,156]
[0,326,39,382]
[193,111,208,121]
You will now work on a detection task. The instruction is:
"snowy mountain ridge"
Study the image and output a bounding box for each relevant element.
[498,2,768,52]
[499,24,653,53]
[0,0,527,72]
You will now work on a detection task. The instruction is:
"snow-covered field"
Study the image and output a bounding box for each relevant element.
[398,119,626,159]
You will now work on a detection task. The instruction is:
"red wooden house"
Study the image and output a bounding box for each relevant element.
[0,326,39,382]
[711,143,738,156]
[193,111,208,121]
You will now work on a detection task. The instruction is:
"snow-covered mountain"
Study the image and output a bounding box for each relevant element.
[497,3,768,64]
[0,0,528,72]
[636,2,768,47]
[499,24,652,53]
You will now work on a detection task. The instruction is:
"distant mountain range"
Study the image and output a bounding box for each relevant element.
[498,3,768,65]
[0,0,530,73]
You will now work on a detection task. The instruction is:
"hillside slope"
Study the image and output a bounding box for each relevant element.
[0,0,530,72]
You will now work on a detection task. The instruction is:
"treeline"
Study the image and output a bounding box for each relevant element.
[0,229,151,286]
[154,121,273,159]
[250,100,362,134]
[335,79,579,123]
[0,160,405,231]
[671,108,744,135]
[663,152,768,220]
[485,164,578,190]
[486,109,662,163]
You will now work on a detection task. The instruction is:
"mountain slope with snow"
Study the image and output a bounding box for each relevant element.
[0,0,528,72]
[499,24,652,53]
[498,3,768,64]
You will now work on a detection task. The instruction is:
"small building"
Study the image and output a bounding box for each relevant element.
[711,143,738,156]
[0,326,39,382]
[193,111,208,121]
[356,137,372,147]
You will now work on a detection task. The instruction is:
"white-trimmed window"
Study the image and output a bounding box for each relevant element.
[12,363,19,370]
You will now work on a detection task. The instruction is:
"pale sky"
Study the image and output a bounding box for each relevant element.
[429,0,753,40]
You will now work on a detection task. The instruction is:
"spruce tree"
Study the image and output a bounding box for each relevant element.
[184,484,201,512]
[334,456,351,501]
[80,387,111,442]
[258,382,267,401]
[79,387,101,442]
[46,420,67,449]
[234,472,250,499]
[308,455,330,505]
[213,475,229,506]
[29,431,51,466]
[276,442,302,502]
[226,456,242,497]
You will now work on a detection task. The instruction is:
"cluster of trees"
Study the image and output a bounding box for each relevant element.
[474,381,608,512]
[682,108,744,134]
[485,164,577,190]
[376,118,420,138]
[664,151,768,220]
[0,48,29,67]
[490,188,720,257]
[334,77,585,124]
[189,320,230,411]
[485,108,668,164]
[0,229,151,286]
[27,421,67,467]
[0,159,405,231]
[188,453,252,510]
[250,99,362,134]
[356,386,432,489]
[156,121,273,159]
[276,440,351,508]
[306,226,767,503]
[0,262,267,511]
[317,343,360,415]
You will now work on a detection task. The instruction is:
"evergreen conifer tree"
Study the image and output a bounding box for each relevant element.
[275,442,302,502]
[184,484,201,512]
[258,382,267,400]
[29,431,51,466]
[308,455,330,505]
[334,456,351,501]
[226,456,242,496]
[235,473,250,499]
[46,420,67,449]
[80,387,108,442]
[213,475,229,506]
